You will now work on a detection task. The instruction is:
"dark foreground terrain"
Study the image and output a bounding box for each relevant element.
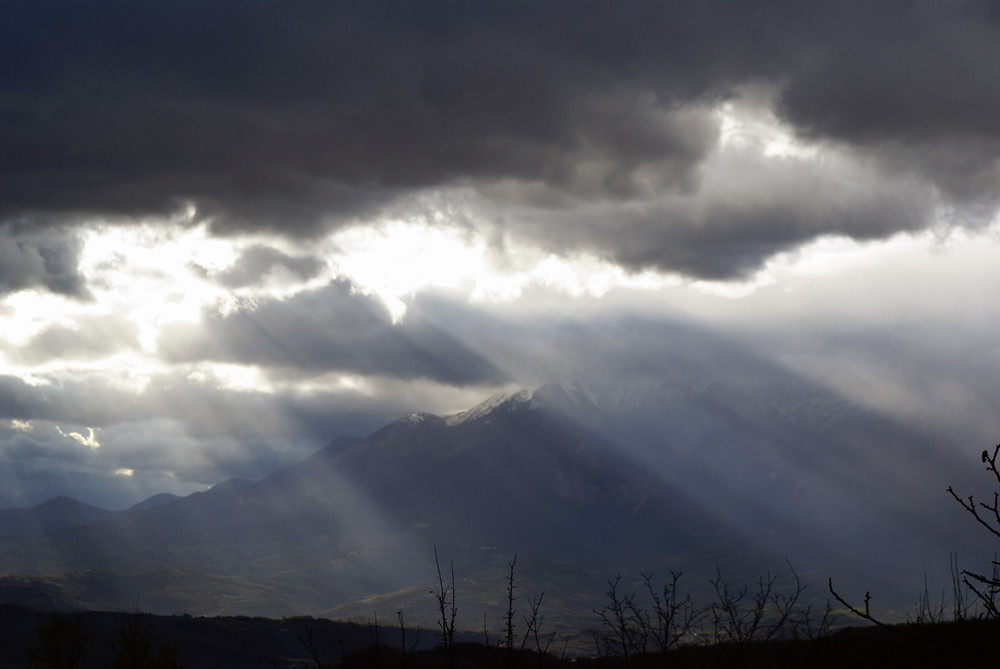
[0,604,460,668]
[4,604,1000,669]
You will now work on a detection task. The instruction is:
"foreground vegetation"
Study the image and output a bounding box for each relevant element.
[5,601,1000,669]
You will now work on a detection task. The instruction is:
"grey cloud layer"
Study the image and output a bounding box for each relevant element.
[493,144,937,278]
[158,280,505,385]
[4,1,999,280]
[209,245,326,289]
[6,313,139,365]
[0,229,89,298]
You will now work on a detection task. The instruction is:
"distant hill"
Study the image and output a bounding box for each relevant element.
[0,496,118,541]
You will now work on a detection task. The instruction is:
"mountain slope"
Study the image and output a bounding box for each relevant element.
[127,493,182,513]
[0,388,739,620]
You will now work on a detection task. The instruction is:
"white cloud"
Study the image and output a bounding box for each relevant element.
[9,419,33,432]
[329,221,487,320]
[716,89,820,160]
[186,363,273,393]
[57,426,100,450]
[78,222,237,351]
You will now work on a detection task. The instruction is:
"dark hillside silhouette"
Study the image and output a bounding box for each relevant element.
[0,604,463,669]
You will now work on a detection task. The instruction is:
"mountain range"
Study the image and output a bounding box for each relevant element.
[0,380,991,630]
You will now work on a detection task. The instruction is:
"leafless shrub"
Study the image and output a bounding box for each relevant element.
[504,554,517,665]
[948,443,1000,618]
[490,553,559,669]
[294,621,323,669]
[523,592,558,665]
[431,547,458,667]
[708,561,807,646]
[592,570,705,666]
[592,574,642,667]
[396,609,420,668]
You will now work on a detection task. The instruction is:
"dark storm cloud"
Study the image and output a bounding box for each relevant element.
[776,1,1000,210]
[2,1,999,279]
[778,2,1000,144]
[158,280,505,385]
[0,1,719,231]
[498,149,937,278]
[1,1,754,232]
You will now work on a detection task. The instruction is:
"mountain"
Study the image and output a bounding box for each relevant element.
[205,477,255,494]
[0,381,988,627]
[127,493,183,513]
[0,387,739,622]
[521,380,974,556]
[0,497,118,541]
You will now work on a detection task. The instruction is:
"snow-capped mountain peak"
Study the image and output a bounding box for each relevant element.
[444,389,533,426]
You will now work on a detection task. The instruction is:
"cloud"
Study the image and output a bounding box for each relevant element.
[210,245,326,289]
[489,135,938,279]
[158,280,506,385]
[777,2,1000,210]
[56,426,100,449]
[6,313,140,364]
[6,1,997,282]
[778,2,1000,145]
[0,422,112,507]
[0,1,779,218]
[0,229,89,298]
[9,419,32,433]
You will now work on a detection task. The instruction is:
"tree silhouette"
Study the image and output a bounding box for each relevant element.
[112,602,183,669]
[28,614,87,669]
[947,442,1000,617]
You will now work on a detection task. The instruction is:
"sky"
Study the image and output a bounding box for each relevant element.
[2,0,1000,510]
